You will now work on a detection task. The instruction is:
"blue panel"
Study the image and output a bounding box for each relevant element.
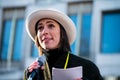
[1,20,12,60]
[13,19,24,60]
[80,13,92,57]
[31,42,39,58]
[69,15,77,54]
[101,12,120,53]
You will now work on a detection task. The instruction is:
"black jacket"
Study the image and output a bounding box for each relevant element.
[24,49,103,80]
[54,53,103,80]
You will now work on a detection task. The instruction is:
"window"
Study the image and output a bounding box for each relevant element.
[101,11,120,53]
[68,2,92,57]
[13,19,24,61]
[69,14,78,54]
[80,13,92,57]
[31,42,39,58]
[0,8,25,62]
[1,20,12,60]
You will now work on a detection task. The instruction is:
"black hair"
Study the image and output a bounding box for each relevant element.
[59,23,71,52]
[35,19,40,34]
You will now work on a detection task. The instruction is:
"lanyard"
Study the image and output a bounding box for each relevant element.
[64,52,70,69]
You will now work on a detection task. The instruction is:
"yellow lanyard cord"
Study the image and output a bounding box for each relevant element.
[64,52,70,69]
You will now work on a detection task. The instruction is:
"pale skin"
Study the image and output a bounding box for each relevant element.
[28,18,82,80]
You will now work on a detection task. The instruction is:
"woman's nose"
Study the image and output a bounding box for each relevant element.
[42,26,49,35]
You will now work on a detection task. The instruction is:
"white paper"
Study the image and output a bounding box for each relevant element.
[52,66,82,80]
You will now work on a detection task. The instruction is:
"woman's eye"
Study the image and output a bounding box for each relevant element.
[37,26,44,31]
[48,24,54,29]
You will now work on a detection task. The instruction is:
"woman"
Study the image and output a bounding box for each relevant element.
[24,9,103,80]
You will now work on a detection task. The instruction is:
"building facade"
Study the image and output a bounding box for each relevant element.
[0,0,120,80]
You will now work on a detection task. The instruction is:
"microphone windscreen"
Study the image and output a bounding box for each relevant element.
[37,55,46,66]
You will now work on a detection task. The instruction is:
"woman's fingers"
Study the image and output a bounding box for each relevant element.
[74,78,82,80]
[28,68,33,72]
[28,61,40,72]
[41,66,45,70]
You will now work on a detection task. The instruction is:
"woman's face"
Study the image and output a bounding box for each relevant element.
[36,18,60,50]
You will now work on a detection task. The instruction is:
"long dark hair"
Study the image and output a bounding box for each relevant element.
[59,23,71,52]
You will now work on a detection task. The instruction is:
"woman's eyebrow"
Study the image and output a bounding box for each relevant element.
[46,20,54,23]
[38,23,42,26]
[38,20,54,25]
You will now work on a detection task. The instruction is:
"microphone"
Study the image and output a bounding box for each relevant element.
[28,55,46,80]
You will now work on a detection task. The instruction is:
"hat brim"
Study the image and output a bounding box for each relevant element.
[26,9,76,45]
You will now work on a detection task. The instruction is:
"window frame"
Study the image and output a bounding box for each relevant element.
[68,2,92,58]
[0,8,25,69]
[100,10,120,53]
[91,1,120,76]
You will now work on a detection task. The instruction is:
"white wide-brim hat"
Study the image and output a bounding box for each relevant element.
[26,9,76,45]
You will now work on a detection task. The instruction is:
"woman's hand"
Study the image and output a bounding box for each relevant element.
[28,61,44,72]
